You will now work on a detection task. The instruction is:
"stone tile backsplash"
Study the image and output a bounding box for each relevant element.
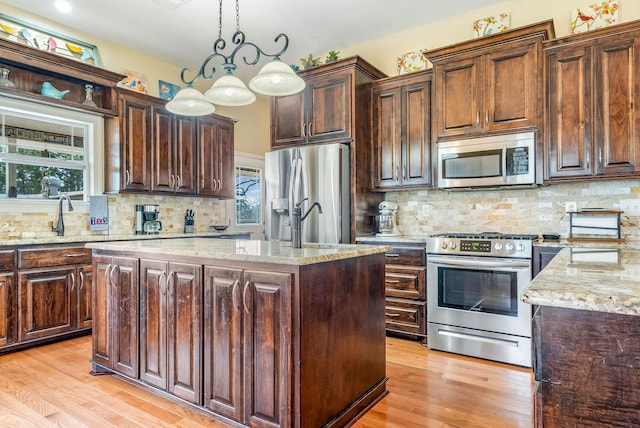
[0,193,229,241]
[385,179,640,242]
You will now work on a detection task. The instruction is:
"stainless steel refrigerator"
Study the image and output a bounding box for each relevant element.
[265,143,350,244]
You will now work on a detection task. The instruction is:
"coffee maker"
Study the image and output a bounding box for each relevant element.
[376,201,400,237]
[135,204,163,234]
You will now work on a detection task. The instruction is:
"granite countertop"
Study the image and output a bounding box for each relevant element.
[0,231,248,248]
[87,238,392,266]
[523,246,640,316]
[534,238,639,249]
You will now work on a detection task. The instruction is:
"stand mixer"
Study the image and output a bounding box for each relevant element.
[376,201,400,237]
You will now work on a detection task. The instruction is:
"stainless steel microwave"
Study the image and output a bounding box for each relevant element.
[436,132,536,190]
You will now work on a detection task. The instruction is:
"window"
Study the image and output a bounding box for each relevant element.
[235,165,262,226]
[0,100,98,202]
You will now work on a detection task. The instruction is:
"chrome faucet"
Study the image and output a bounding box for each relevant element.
[51,194,74,236]
[291,198,323,249]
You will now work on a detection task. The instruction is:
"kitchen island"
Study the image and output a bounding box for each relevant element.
[523,246,640,427]
[87,238,390,428]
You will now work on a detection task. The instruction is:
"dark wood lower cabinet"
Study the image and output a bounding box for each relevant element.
[535,306,640,426]
[0,271,14,347]
[91,245,387,428]
[92,255,139,378]
[139,259,202,404]
[18,266,78,341]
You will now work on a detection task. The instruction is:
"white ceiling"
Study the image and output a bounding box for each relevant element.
[4,0,503,81]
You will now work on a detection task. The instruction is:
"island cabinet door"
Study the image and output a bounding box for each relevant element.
[203,266,243,422]
[77,264,93,329]
[166,262,202,404]
[140,259,169,390]
[92,255,139,378]
[243,270,293,428]
[17,267,77,342]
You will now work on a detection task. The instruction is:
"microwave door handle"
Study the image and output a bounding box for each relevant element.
[502,144,507,183]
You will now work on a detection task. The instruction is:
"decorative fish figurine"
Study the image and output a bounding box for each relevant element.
[0,22,17,35]
[41,82,70,99]
[47,37,57,52]
[20,28,34,47]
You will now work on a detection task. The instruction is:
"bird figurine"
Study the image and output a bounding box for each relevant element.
[65,41,83,54]
[41,82,70,99]
[47,37,57,52]
[80,47,94,63]
[20,28,34,47]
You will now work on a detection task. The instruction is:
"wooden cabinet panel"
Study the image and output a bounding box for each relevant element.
[486,40,539,131]
[385,245,426,266]
[121,94,152,192]
[372,86,402,188]
[167,262,202,404]
[92,256,112,368]
[372,72,431,190]
[203,266,243,421]
[174,116,198,194]
[532,246,561,277]
[77,264,93,329]
[197,116,235,199]
[151,107,175,193]
[428,20,553,141]
[140,259,168,390]
[594,37,640,176]
[385,265,425,300]
[545,21,640,182]
[271,92,306,147]
[0,250,15,271]
[306,72,352,143]
[545,44,593,178]
[18,267,76,341]
[434,57,482,137]
[403,79,431,186]
[243,270,292,427]
[0,272,14,347]
[18,247,91,269]
[140,260,202,403]
[385,297,426,336]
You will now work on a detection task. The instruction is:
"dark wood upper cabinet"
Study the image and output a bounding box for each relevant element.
[372,70,431,190]
[197,115,235,199]
[426,20,554,142]
[106,89,235,198]
[544,20,640,181]
[271,56,387,148]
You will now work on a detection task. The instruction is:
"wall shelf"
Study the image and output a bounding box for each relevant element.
[567,210,624,242]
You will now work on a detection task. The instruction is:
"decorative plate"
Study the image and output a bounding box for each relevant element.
[571,0,619,34]
[472,12,510,38]
[397,50,428,75]
[159,80,181,101]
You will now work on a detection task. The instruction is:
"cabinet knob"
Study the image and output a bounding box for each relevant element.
[243,281,251,314]
[170,174,175,190]
[302,123,307,138]
[308,122,313,137]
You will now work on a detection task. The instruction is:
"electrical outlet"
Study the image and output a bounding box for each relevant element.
[565,201,577,212]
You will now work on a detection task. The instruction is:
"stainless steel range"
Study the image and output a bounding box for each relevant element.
[426,232,537,367]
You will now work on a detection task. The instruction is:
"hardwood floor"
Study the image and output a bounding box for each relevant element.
[0,336,533,427]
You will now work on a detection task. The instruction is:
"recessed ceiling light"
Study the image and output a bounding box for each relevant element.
[54,0,72,13]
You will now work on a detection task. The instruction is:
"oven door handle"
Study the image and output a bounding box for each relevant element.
[427,256,530,270]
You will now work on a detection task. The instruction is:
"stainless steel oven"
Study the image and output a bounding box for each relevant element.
[426,233,536,367]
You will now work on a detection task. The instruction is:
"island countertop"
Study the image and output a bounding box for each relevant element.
[86,237,391,266]
[523,246,640,315]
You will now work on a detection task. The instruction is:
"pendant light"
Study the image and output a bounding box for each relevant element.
[165,0,305,116]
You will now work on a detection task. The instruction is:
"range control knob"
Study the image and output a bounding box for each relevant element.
[517,244,526,252]
[441,241,448,250]
[505,243,514,252]
[449,242,457,250]
[494,243,503,252]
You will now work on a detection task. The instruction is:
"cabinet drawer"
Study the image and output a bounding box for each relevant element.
[385,246,426,266]
[18,246,92,269]
[385,266,425,300]
[385,298,426,335]
[0,250,15,271]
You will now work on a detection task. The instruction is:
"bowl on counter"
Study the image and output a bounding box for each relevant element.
[210,225,229,232]
[542,233,560,241]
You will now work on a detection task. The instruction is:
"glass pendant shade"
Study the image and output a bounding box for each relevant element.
[249,60,306,96]
[204,74,256,106]
[166,86,215,116]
